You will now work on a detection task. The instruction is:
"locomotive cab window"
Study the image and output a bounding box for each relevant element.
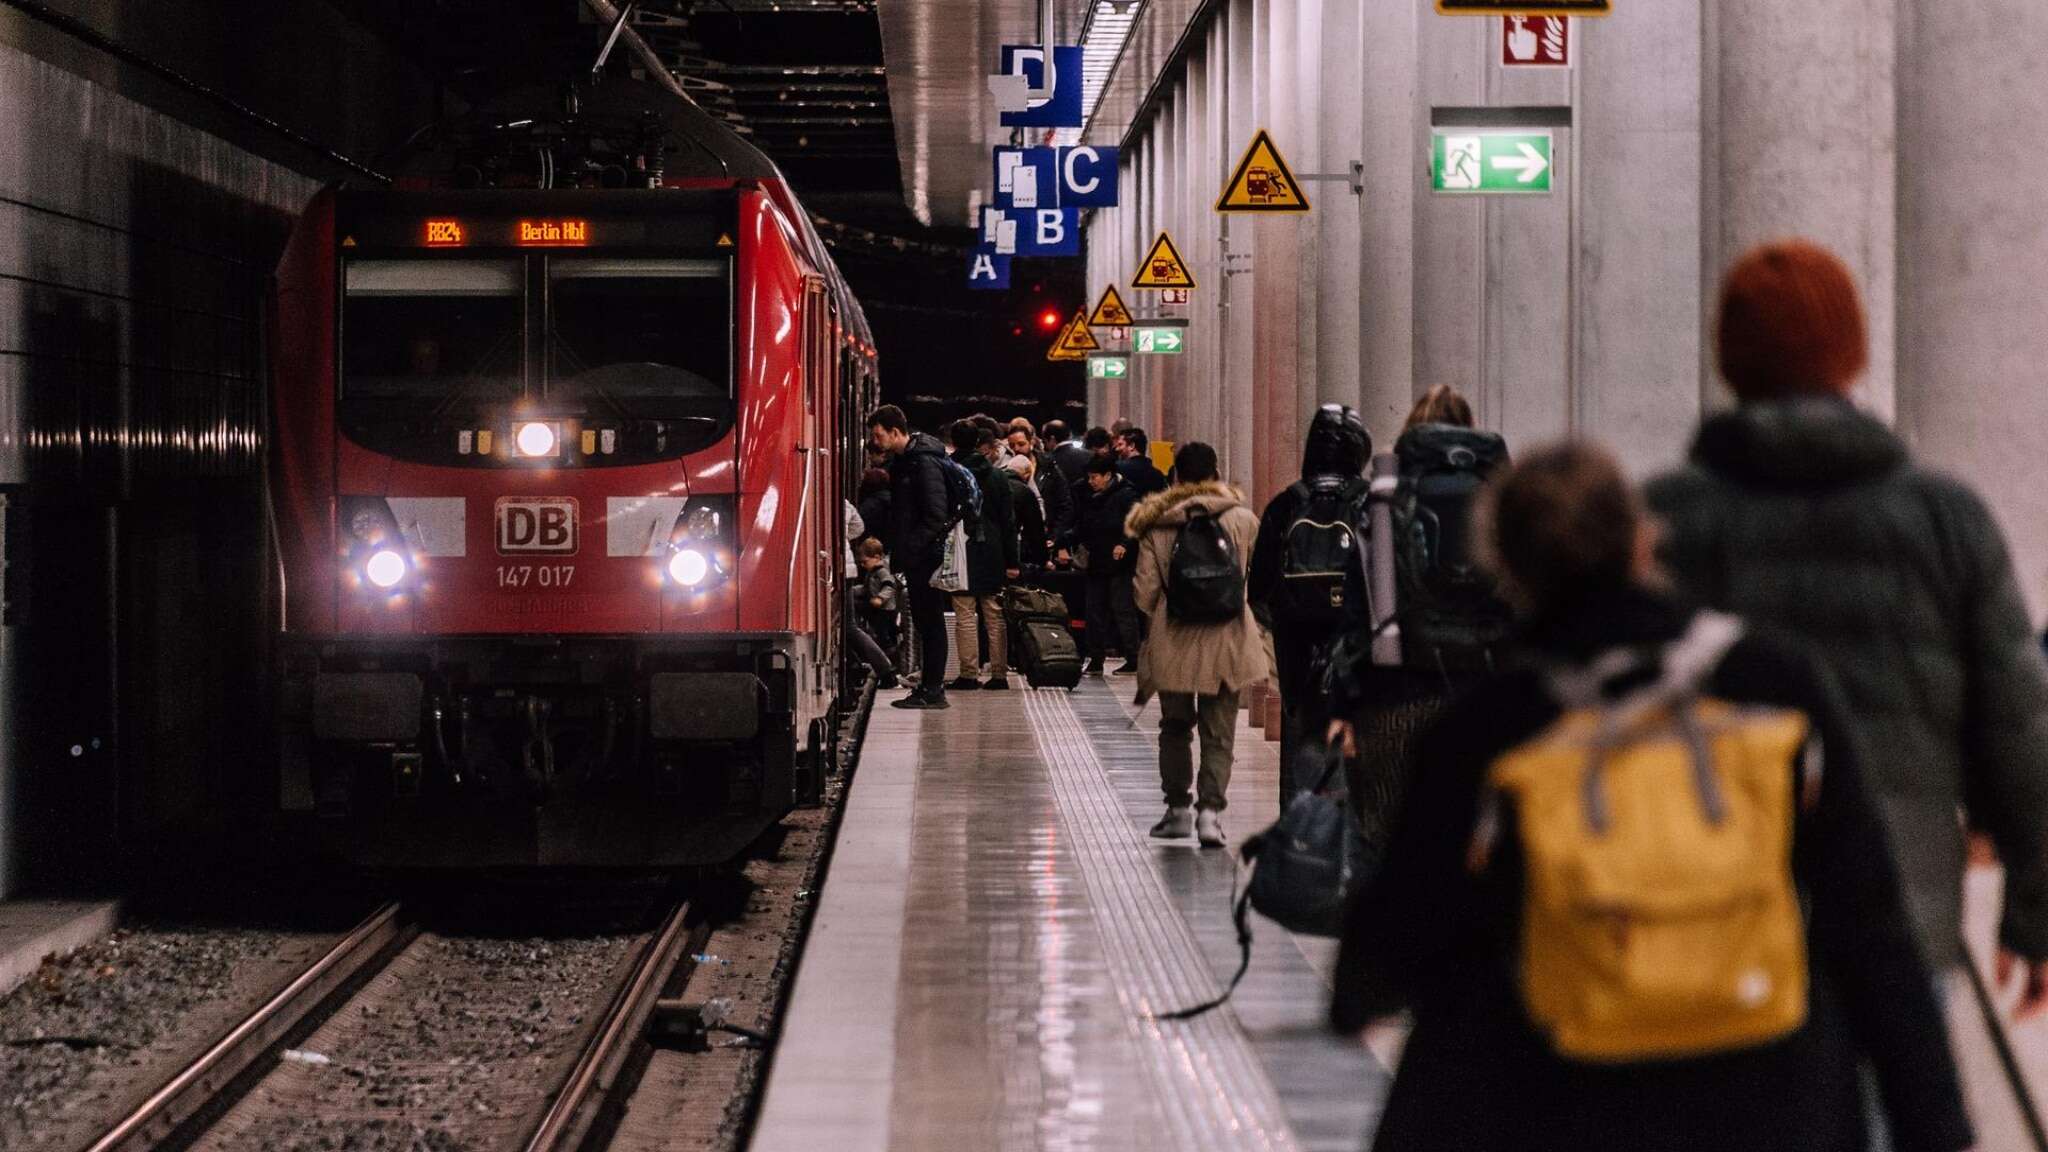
[548,258,731,417]
[342,259,522,408]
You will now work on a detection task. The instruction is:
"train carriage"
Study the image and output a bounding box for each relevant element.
[267,79,874,868]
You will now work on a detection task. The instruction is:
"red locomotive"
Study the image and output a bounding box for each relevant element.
[267,79,873,867]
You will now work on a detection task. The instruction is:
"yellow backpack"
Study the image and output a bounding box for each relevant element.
[1476,613,1819,1063]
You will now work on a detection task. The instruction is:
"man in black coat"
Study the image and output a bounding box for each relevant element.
[868,405,952,709]
[1045,419,1094,488]
[1115,427,1168,495]
[1077,455,1142,675]
[1247,404,1372,799]
[948,424,1019,689]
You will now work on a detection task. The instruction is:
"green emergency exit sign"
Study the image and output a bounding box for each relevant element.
[1133,325,1185,355]
[1088,354,1129,380]
[1431,130,1553,194]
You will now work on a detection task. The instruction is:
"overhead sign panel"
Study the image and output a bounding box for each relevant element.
[1431,130,1553,194]
[1087,354,1130,380]
[1217,129,1310,213]
[1132,232,1195,289]
[980,206,1081,257]
[1436,0,1608,14]
[968,248,1011,290]
[998,45,1084,128]
[1089,285,1134,327]
[995,146,1120,210]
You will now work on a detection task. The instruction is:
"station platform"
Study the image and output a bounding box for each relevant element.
[753,680,1394,1152]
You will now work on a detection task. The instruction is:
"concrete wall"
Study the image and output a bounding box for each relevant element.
[0,4,434,897]
[1082,0,2048,618]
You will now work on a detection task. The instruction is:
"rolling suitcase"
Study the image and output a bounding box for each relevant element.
[1005,586,1085,690]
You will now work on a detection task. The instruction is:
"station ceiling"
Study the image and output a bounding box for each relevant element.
[876,0,1204,227]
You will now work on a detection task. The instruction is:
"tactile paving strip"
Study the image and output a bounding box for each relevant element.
[1023,689,1303,1152]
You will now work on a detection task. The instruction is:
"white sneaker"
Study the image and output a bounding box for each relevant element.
[1149,807,1194,839]
[1196,810,1226,849]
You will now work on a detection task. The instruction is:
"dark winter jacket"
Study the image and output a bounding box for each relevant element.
[1118,454,1168,495]
[1034,453,1076,552]
[953,448,1017,594]
[1078,474,1141,576]
[1050,439,1092,486]
[1338,587,1971,1152]
[856,488,893,557]
[1007,470,1049,570]
[886,432,951,574]
[1248,473,1372,699]
[1648,397,2048,966]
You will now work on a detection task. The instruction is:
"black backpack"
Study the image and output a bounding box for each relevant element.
[1392,426,1512,663]
[1167,508,1246,624]
[1271,477,1370,628]
[935,455,983,534]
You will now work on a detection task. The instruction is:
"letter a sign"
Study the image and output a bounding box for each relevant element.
[1217,129,1310,213]
[1089,285,1134,327]
[1132,232,1195,290]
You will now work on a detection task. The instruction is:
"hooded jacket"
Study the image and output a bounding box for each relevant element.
[886,432,951,573]
[1078,472,1141,573]
[1127,481,1272,696]
[1248,420,1373,696]
[1647,396,2048,966]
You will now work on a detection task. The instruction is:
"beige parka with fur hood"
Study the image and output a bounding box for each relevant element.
[1126,481,1273,697]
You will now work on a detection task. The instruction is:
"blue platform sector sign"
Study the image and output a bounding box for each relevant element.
[981,206,1080,258]
[998,45,1084,129]
[994,146,1120,210]
[968,248,1011,290]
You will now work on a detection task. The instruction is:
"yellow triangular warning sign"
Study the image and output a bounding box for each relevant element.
[1217,128,1310,213]
[1132,232,1195,290]
[717,233,735,248]
[341,236,357,248]
[1089,285,1134,328]
[1047,312,1096,362]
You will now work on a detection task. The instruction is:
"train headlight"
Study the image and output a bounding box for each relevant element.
[365,548,408,589]
[516,421,558,458]
[668,548,709,587]
[681,504,720,540]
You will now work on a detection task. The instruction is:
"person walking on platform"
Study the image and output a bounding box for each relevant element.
[1649,240,2048,1019]
[1337,442,1970,1152]
[1078,455,1142,676]
[947,423,1018,691]
[868,405,952,710]
[1045,419,1091,487]
[1127,442,1269,849]
[1248,404,1373,802]
[1115,426,1168,495]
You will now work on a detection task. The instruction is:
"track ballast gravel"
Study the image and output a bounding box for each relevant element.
[191,931,638,1152]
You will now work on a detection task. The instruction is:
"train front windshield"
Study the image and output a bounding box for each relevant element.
[339,254,734,463]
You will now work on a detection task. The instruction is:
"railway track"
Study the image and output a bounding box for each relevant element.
[73,898,702,1152]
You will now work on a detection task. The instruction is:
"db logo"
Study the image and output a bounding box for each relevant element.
[496,498,578,556]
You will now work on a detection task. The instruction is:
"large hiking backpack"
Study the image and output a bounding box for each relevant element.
[1166,508,1246,624]
[935,455,983,535]
[1272,476,1371,628]
[1392,426,1512,665]
[1475,613,1819,1062]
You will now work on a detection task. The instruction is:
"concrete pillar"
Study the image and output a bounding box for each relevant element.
[1897,1,2048,618]
[1704,0,1895,417]
[1249,0,1299,505]
[1222,0,1257,489]
[1356,0,1419,445]
[1314,0,1363,414]
[1575,3,1705,475]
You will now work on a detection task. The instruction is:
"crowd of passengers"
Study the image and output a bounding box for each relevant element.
[855,239,2048,1152]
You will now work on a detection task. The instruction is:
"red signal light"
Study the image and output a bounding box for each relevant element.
[1038,309,1062,330]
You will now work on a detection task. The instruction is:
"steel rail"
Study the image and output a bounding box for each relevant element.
[83,901,407,1152]
[523,900,695,1152]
